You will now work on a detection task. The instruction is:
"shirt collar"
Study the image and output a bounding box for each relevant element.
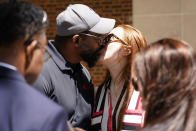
[0,62,17,71]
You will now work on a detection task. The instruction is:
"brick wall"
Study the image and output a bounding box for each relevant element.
[21,0,132,86]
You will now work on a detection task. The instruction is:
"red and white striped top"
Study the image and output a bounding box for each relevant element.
[91,79,145,131]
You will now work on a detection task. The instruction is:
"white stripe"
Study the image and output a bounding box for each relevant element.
[128,90,139,110]
[114,88,126,127]
[123,114,142,124]
[91,116,102,125]
[96,85,106,112]
[101,89,110,131]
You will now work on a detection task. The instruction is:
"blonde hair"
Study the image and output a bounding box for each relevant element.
[117,25,147,130]
[102,24,147,130]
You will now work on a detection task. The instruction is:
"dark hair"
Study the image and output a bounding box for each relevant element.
[0,1,48,46]
[134,38,196,131]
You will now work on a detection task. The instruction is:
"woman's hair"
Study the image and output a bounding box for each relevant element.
[102,24,147,130]
[118,24,147,82]
[134,38,196,131]
[104,24,147,82]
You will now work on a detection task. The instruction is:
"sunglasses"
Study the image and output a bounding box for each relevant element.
[79,33,105,46]
[103,33,128,46]
[104,34,142,52]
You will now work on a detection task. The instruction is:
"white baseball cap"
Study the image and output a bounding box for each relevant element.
[56,4,116,36]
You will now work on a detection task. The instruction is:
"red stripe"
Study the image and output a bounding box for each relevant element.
[135,95,140,110]
[92,110,103,117]
[125,109,143,115]
[123,122,141,127]
[108,95,112,131]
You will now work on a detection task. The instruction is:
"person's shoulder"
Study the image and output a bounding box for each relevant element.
[15,84,68,130]
[18,83,60,109]
[18,84,66,116]
[42,53,55,71]
[4,80,66,118]
[38,52,56,81]
[41,40,57,70]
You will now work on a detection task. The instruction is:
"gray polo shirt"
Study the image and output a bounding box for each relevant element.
[34,40,94,130]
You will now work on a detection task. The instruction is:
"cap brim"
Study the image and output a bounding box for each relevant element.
[89,18,115,34]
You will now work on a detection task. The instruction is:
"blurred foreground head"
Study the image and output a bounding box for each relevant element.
[133,38,196,131]
[0,1,49,84]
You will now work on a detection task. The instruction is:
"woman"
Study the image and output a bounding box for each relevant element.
[91,25,147,131]
[133,38,196,131]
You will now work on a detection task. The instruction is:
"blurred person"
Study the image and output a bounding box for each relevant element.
[91,25,147,131]
[34,4,115,130]
[133,38,196,131]
[25,42,47,85]
[0,1,68,131]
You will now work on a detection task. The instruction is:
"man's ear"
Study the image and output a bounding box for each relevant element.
[72,35,80,47]
[25,40,38,70]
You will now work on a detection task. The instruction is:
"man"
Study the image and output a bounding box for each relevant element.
[34,4,115,130]
[0,1,68,131]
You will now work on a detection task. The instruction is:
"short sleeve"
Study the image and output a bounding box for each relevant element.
[33,72,53,96]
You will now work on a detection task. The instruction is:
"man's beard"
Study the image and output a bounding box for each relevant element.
[80,46,104,68]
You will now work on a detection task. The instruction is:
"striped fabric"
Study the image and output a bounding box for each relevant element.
[91,79,145,131]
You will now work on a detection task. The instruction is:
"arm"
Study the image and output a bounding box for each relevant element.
[33,73,53,97]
